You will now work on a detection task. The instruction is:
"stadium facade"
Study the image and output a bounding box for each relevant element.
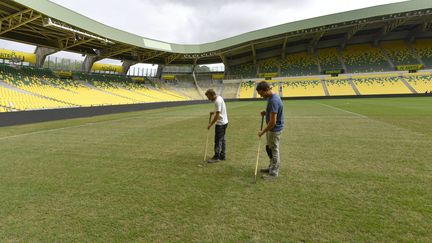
[0,0,431,75]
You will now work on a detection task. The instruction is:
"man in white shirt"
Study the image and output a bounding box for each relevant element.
[205,89,228,163]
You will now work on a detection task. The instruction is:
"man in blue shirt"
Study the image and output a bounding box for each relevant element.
[256,81,284,180]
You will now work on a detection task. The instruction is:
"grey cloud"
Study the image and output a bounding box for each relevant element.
[6,0,404,52]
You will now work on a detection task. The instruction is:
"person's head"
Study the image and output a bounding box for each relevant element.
[205,89,217,101]
[256,81,272,98]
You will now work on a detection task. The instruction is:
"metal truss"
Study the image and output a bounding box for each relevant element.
[0,8,41,35]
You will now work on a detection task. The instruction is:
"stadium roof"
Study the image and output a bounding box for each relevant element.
[1,0,432,65]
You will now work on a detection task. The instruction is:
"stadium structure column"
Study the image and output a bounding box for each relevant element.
[309,47,322,73]
[377,43,395,70]
[219,54,228,75]
[406,40,425,66]
[192,58,198,73]
[35,46,57,68]
[156,64,164,79]
[81,55,98,72]
[122,60,137,75]
[337,48,348,72]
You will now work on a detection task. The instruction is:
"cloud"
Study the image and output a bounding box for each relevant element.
[49,0,405,44]
[2,0,407,58]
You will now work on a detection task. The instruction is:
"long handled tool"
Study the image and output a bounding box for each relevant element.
[254,114,265,183]
[203,113,213,162]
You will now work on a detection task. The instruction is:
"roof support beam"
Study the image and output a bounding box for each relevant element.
[251,43,256,65]
[309,31,325,49]
[0,9,41,35]
[97,45,135,60]
[58,36,93,51]
[139,51,165,62]
[421,19,432,32]
[165,53,181,65]
[0,1,21,12]
[341,23,366,49]
[373,18,408,45]
[281,35,289,59]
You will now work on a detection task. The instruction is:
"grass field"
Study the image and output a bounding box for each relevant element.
[0,97,431,242]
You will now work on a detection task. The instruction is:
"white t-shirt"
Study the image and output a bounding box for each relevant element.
[214,96,228,125]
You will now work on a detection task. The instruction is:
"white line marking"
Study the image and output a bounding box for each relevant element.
[0,124,89,140]
[0,116,145,141]
[314,102,368,118]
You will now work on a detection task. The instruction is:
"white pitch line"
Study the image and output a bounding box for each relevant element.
[314,102,368,118]
[0,124,89,141]
[0,115,146,141]
[0,113,211,141]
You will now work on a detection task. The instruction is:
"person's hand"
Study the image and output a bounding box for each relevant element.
[210,112,215,115]
[260,111,266,117]
[207,124,212,130]
[258,130,264,138]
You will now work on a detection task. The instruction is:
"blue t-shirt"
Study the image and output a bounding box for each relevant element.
[266,93,284,132]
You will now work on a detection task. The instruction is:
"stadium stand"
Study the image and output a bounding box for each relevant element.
[342,44,392,73]
[259,58,279,74]
[77,72,133,83]
[239,80,256,98]
[403,72,432,93]
[229,63,257,79]
[381,40,420,66]
[197,76,223,95]
[325,76,357,96]
[412,38,432,68]
[352,74,412,95]
[281,77,324,97]
[0,85,69,111]
[220,83,241,98]
[170,74,203,99]
[0,63,193,112]
[79,73,189,102]
[0,65,136,106]
[318,47,343,71]
[280,52,320,76]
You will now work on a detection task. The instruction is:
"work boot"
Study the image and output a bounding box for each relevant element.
[261,173,278,180]
[260,168,270,173]
[207,155,220,163]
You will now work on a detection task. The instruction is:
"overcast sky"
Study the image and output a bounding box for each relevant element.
[0,0,406,64]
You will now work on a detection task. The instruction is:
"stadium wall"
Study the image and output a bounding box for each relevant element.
[0,94,431,127]
[0,100,207,127]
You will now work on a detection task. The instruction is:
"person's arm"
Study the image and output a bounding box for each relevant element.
[258,112,277,137]
[208,111,220,130]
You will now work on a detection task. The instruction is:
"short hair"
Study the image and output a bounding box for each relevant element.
[205,89,216,96]
[256,81,271,92]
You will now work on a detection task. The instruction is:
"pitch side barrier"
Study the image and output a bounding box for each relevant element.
[1,94,431,127]
[227,93,432,102]
[0,100,207,127]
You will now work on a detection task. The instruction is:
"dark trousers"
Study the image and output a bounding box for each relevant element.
[214,123,228,159]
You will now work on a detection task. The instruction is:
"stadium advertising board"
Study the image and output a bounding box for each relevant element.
[396,64,423,71]
[53,70,72,78]
[212,73,225,80]
[162,74,175,80]
[91,63,124,73]
[258,72,278,78]
[131,77,146,82]
[323,69,344,75]
[0,49,36,64]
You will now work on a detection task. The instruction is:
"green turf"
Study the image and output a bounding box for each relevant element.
[0,97,431,242]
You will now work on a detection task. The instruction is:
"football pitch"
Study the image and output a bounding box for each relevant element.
[0,97,431,241]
